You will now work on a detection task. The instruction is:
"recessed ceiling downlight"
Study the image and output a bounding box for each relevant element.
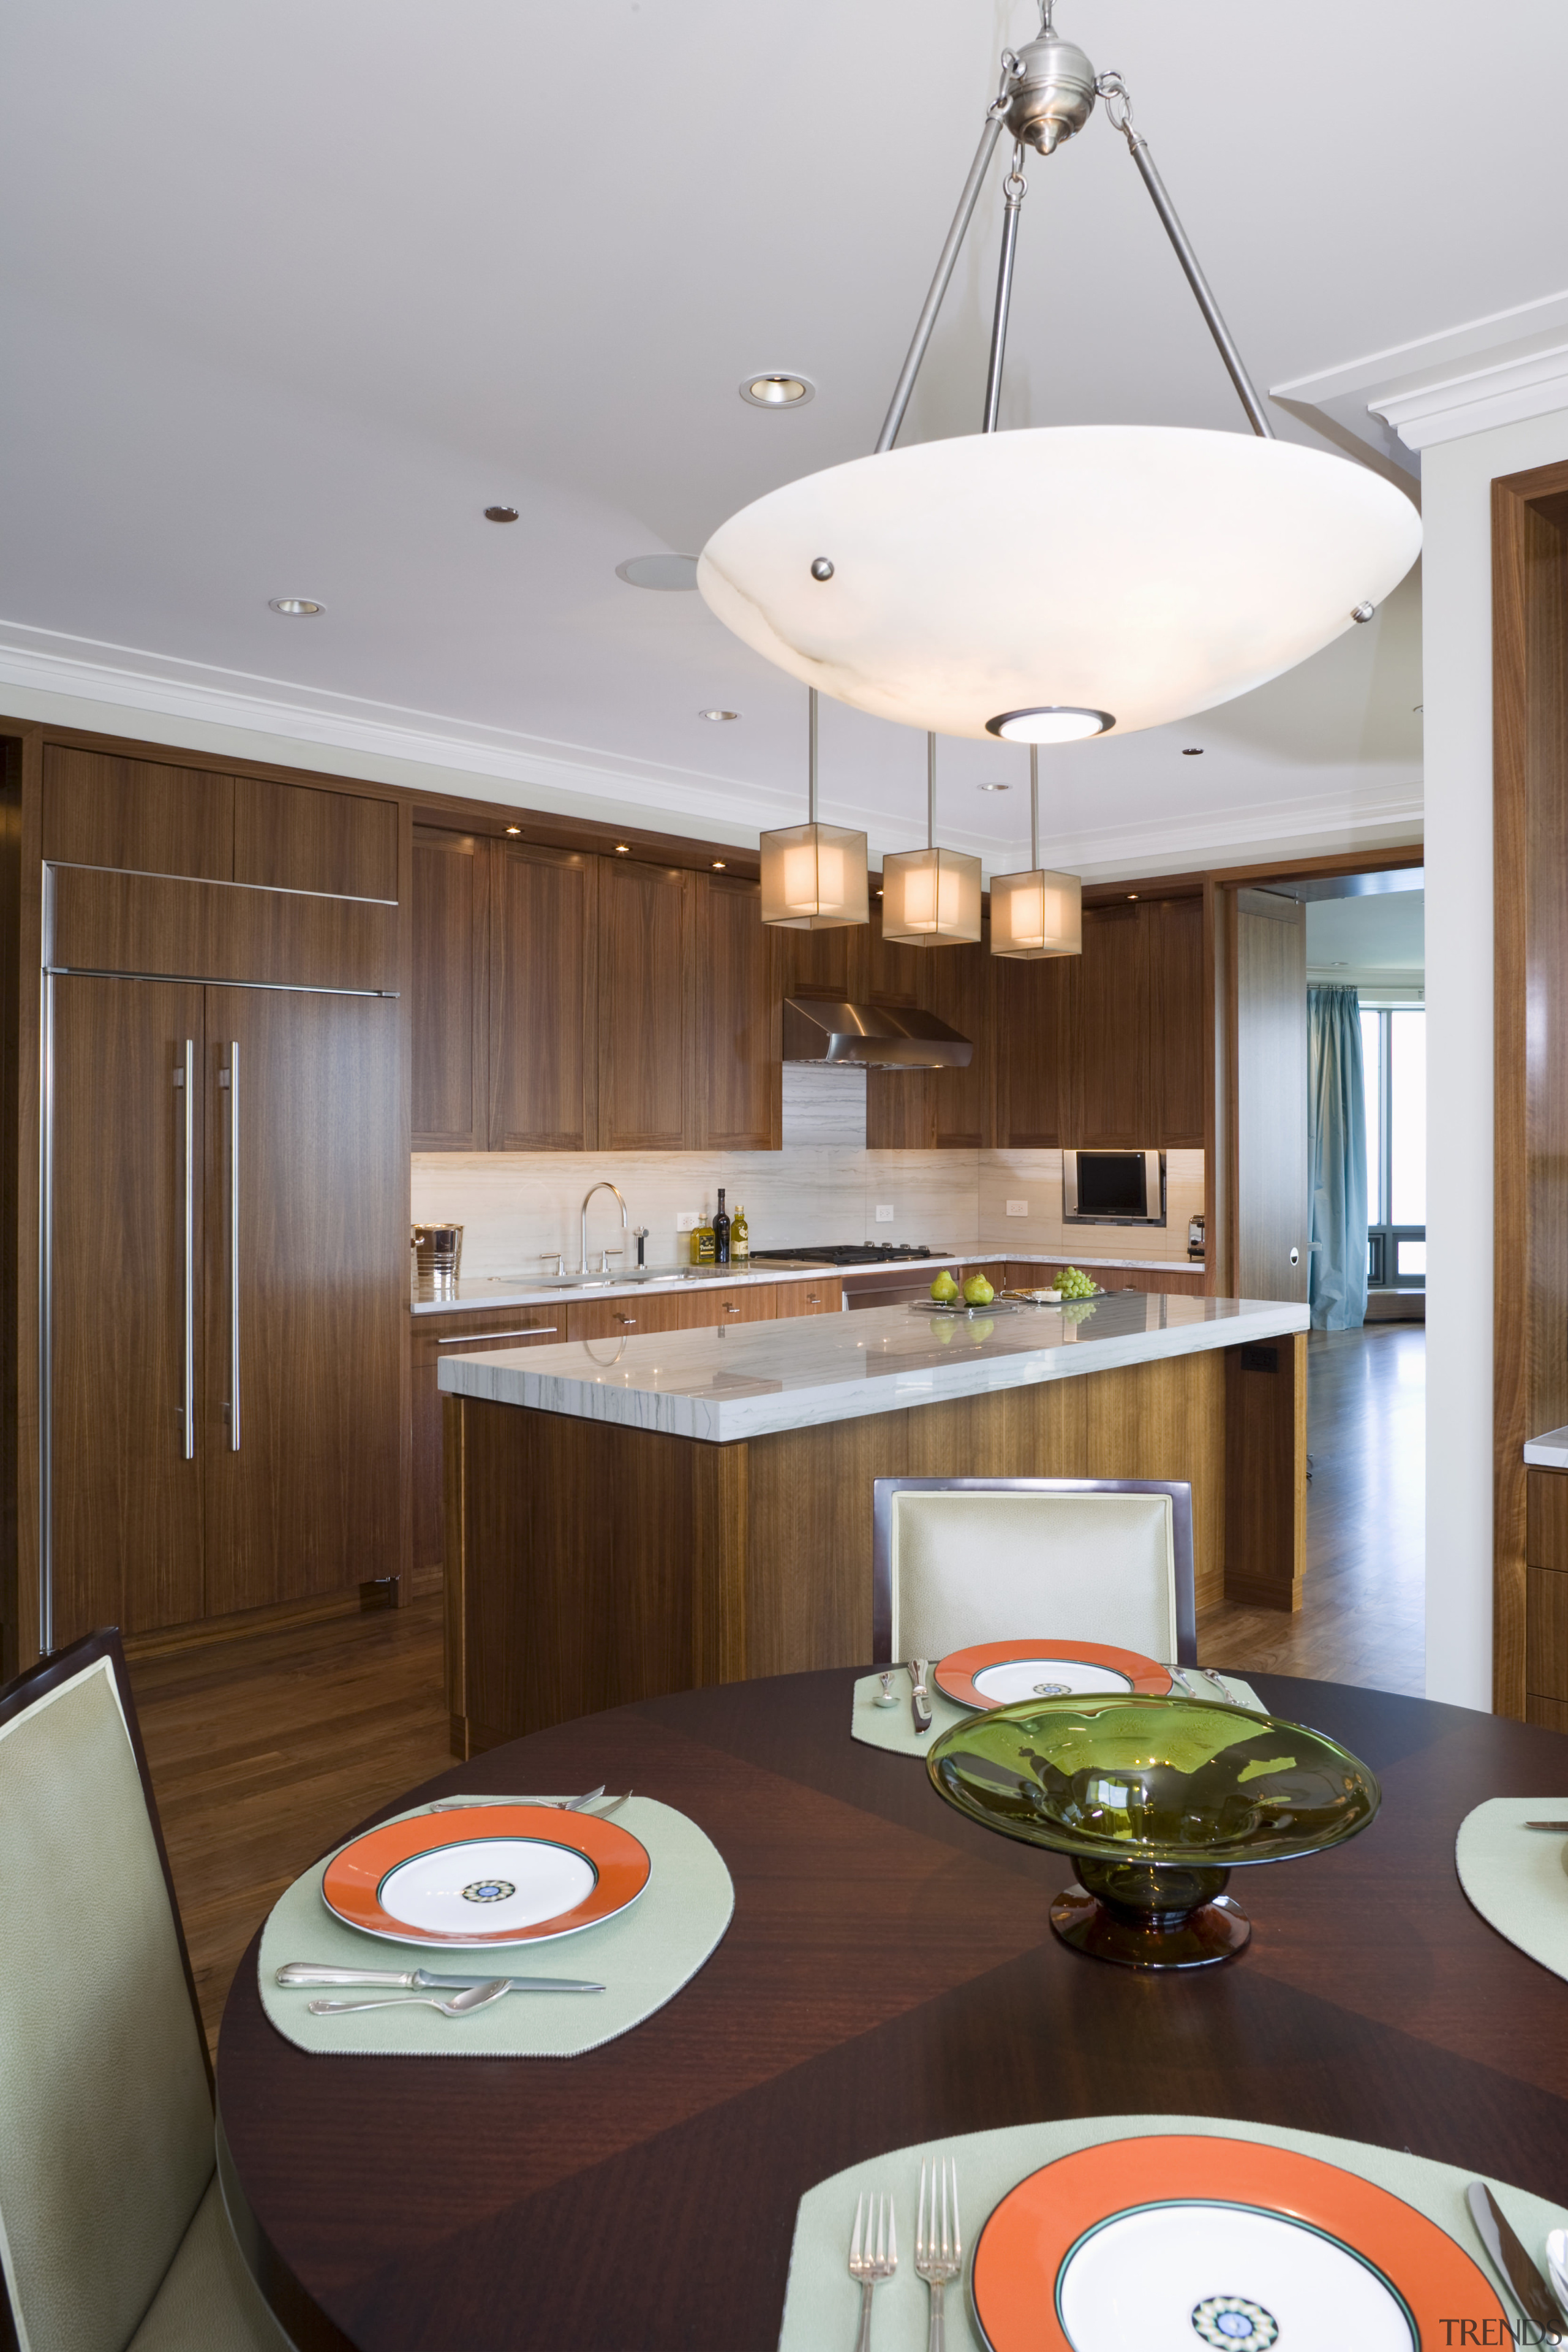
[986,707,1114,745]
[616,553,699,591]
[484,505,519,523]
[741,374,815,409]
[698,709,740,722]
[268,597,325,617]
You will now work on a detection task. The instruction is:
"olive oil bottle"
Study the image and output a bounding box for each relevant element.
[712,1188,731,1266]
[691,1204,717,1265]
[731,1204,749,1265]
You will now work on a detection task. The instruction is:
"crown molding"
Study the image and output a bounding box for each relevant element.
[0,627,1420,888]
[1273,290,1568,472]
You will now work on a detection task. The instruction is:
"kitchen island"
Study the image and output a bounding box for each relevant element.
[438,1292,1308,1755]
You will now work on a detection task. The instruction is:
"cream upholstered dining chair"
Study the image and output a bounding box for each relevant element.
[0,1628,293,2352]
[870,1476,1198,1669]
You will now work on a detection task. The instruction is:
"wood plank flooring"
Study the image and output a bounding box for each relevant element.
[130,1324,1425,2048]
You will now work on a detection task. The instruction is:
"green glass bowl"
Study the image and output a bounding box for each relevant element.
[927,1692,1381,1970]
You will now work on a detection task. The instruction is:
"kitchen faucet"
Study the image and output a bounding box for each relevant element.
[579,1181,629,1276]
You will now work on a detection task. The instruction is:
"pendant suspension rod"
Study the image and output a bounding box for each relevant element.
[808,688,818,823]
[982,148,1028,434]
[1119,131,1273,438]
[875,70,1014,454]
[1030,746,1040,869]
[927,733,937,851]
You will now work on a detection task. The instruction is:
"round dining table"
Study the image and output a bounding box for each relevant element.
[217,1667,1568,2350]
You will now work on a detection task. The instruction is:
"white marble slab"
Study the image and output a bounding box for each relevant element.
[438,1293,1309,1442]
[1525,1425,1568,1468]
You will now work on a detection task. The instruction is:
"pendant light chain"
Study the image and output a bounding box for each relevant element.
[983,146,1030,434]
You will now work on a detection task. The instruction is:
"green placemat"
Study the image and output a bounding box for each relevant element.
[850,1667,1265,1759]
[257,1796,732,2058]
[1456,1796,1568,1981]
[778,2113,1566,2350]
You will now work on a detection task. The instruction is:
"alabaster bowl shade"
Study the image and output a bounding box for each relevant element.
[990,866,1082,958]
[759,820,869,929]
[697,425,1423,741]
[881,844,982,946]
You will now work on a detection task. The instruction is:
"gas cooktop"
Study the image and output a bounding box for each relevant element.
[750,1244,949,1267]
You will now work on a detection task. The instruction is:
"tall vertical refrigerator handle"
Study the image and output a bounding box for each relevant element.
[178,1041,195,1460]
[223,1041,241,1451]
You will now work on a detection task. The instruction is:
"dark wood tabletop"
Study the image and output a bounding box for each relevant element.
[216,1669,1568,2351]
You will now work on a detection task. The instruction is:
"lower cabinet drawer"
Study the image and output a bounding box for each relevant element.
[772,1276,843,1317]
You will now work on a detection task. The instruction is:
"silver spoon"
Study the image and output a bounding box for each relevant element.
[308,1977,513,2019]
[1544,2228,1568,2328]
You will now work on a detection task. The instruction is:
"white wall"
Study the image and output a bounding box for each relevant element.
[1423,405,1568,1707]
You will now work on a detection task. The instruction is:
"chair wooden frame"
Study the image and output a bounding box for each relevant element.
[0,1627,213,2352]
[870,1476,1199,1668]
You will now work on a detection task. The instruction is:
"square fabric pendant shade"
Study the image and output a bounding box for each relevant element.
[760,820,869,929]
[881,843,982,946]
[990,865,1083,959]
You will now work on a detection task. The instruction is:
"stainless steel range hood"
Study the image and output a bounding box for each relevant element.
[782,998,973,1071]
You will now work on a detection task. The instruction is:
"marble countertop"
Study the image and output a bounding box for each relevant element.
[437,1292,1306,1442]
[1525,1426,1568,1468]
[411,1249,1204,1316]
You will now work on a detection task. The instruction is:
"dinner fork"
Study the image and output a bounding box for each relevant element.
[915,2158,962,2352]
[848,2190,896,2352]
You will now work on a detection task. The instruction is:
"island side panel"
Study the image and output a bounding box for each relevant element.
[448,1398,747,1754]
[1223,1329,1308,1610]
[741,1349,1232,1679]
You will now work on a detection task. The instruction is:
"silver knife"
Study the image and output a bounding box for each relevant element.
[1466,2181,1565,2337]
[1525,1820,1568,1831]
[275,1963,605,1993]
[910,1659,932,1735]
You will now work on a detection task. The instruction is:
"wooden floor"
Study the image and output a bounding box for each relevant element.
[1200,1324,1426,1696]
[131,1324,1425,2048]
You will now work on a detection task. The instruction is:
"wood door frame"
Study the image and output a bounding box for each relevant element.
[1492,458,1568,1719]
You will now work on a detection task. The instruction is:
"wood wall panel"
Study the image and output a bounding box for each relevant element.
[233,777,398,902]
[49,865,399,993]
[1493,465,1568,1719]
[1153,895,1206,1148]
[488,843,598,1151]
[1231,889,1308,1303]
[42,746,235,880]
[411,828,487,1150]
[412,1311,564,1585]
[742,1408,912,1678]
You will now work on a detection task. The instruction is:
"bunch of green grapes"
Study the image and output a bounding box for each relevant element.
[1056,1265,1098,1299]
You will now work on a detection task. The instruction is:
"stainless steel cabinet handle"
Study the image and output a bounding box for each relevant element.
[611,1314,637,1326]
[177,1042,194,1458]
[804,1294,822,1305]
[433,1328,557,1343]
[222,1042,240,1450]
[723,1303,742,1315]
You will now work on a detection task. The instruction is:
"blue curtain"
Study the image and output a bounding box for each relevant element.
[1308,984,1368,1330]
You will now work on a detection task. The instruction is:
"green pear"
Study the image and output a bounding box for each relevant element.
[962,1272,995,1306]
[930,1269,960,1302]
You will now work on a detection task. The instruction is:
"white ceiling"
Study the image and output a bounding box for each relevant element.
[4,1,1565,873]
[1306,889,1425,980]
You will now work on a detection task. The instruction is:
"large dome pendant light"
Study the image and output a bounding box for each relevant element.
[990,745,1083,959]
[697,10,1421,741]
[882,734,982,947]
[759,687,870,929]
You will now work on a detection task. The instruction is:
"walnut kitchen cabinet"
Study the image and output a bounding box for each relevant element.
[702,874,780,1150]
[412,827,488,1150]
[1150,894,1205,1148]
[597,856,698,1151]
[1073,903,1152,1146]
[411,1308,565,1586]
[565,1282,780,1341]
[771,1275,842,1316]
[490,840,599,1151]
[993,952,1079,1148]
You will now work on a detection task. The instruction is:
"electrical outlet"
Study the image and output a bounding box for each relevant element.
[1006,1199,1029,1217]
[675,1212,698,1232]
[874,1204,895,1223]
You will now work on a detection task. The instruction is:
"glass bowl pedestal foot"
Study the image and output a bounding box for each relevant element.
[1049,1857,1250,1970]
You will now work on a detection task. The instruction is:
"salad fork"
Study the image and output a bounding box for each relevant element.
[915,2157,962,2352]
[848,2190,896,2351]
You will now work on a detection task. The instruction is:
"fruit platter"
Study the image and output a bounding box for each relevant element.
[1009,1265,1105,1303]
[910,1268,1021,1319]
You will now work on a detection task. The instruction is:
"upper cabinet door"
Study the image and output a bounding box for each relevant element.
[42,746,235,880]
[598,857,696,1152]
[412,827,489,1151]
[233,777,399,900]
[702,875,780,1150]
[1073,905,1153,1145]
[994,952,1079,1148]
[1152,895,1206,1148]
[489,841,599,1151]
[924,935,993,1150]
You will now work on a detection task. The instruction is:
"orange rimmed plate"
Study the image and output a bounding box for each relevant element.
[970,2135,1507,2351]
[321,1805,651,1948]
[933,1638,1170,1711]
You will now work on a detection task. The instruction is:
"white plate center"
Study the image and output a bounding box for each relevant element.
[378,1837,597,1936]
[1056,2200,1415,2351]
[972,1656,1136,1703]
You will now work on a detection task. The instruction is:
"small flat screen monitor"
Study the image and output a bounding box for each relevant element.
[1063,1149,1166,1225]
